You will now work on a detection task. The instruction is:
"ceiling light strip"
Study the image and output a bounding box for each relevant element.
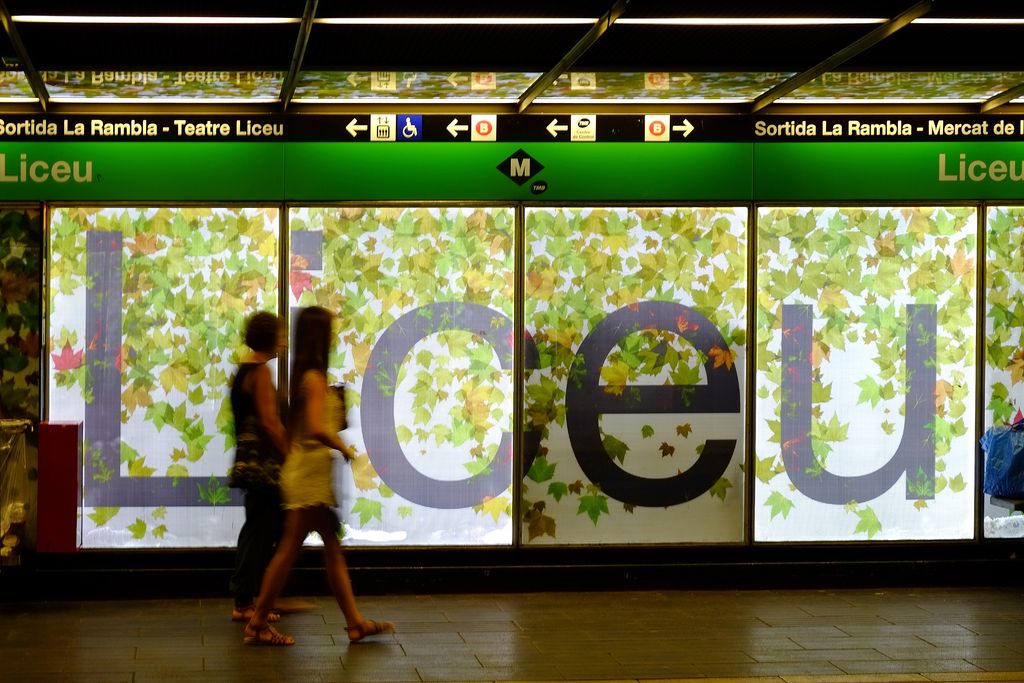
[292,97,516,104]
[314,17,596,25]
[12,15,301,25]
[913,17,1024,24]
[49,97,281,103]
[778,97,980,104]
[618,17,886,26]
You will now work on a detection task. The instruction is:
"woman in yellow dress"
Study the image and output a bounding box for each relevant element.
[245,306,394,646]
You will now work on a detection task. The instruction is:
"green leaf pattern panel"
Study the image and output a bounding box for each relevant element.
[0,208,41,422]
[0,207,41,555]
[288,206,514,545]
[983,207,1024,536]
[755,207,975,541]
[48,207,279,547]
[522,207,747,544]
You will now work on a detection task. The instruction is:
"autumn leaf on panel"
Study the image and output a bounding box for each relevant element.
[474,495,510,523]
[524,501,557,540]
[708,346,734,371]
[949,248,973,278]
[765,491,794,520]
[1009,349,1024,385]
[350,453,379,491]
[51,342,83,371]
[577,493,609,525]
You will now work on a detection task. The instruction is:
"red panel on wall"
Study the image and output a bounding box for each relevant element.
[37,421,81,553]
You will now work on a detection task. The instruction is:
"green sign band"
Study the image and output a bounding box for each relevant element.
[2,141,1024,202]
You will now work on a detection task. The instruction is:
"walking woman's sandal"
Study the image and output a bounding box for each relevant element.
[347,619,395,643]
[243,622,295,646]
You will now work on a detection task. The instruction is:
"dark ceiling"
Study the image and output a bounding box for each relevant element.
[1,0,1023,113]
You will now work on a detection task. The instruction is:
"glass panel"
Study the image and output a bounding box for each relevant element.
[523,207,747,544]
[983,207,1024,538]
[48,207,279,547]
[0,207,42,555]
[288,206,515,546]
[755,207,976,541]
[42,71,284,101]
[533,71,792,102]
[0,207,41,423]
[293,71,539,102]
[783,71,1024,102]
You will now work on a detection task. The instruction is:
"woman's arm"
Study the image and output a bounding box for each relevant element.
[252,364,290,457]
[303,371,356,460]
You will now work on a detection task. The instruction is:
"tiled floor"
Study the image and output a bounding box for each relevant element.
[5,587,1024,682]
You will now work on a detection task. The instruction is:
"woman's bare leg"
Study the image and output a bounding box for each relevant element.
[315,511,393,641]
[250,508,308,628]
[315,512,363,627]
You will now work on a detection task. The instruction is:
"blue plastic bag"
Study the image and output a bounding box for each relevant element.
[980,424,1024,498]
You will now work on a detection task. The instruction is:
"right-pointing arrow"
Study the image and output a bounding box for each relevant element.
[447,118,470,137]
[546,118,569,138]
[346,118,368,137]
[672,119,694,138]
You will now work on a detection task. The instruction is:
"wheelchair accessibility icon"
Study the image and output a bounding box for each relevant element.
[398,115,423,141]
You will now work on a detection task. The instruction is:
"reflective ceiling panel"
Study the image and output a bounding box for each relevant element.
[533,72,795,103]
[293,71,539,103]
[783,71,1024,104]
[0,1,1021,108]
[41,71,285,102]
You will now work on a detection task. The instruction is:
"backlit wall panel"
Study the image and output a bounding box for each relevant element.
[288,206,515,545]
[754,207,976,541]
[983,207,1024,537]
[48,207,279,547]
[522,207,747,544]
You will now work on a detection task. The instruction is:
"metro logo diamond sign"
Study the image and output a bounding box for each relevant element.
[497,148,544,186]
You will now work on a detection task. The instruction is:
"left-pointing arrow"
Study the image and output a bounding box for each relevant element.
[346,118,368,137]
[447,118,470,137]
[346,73,367,87]
[546,119,569,137]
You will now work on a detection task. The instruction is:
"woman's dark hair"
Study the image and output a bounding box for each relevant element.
[244,311,279,353]
[288,306,334,432]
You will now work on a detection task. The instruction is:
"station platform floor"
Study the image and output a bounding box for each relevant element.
[5,587,1024,683]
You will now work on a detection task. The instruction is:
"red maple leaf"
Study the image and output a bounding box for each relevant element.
[51,342,83,371]
[290,270,313,299]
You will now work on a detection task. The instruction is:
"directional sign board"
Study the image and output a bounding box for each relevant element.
[3,114,1022,144]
